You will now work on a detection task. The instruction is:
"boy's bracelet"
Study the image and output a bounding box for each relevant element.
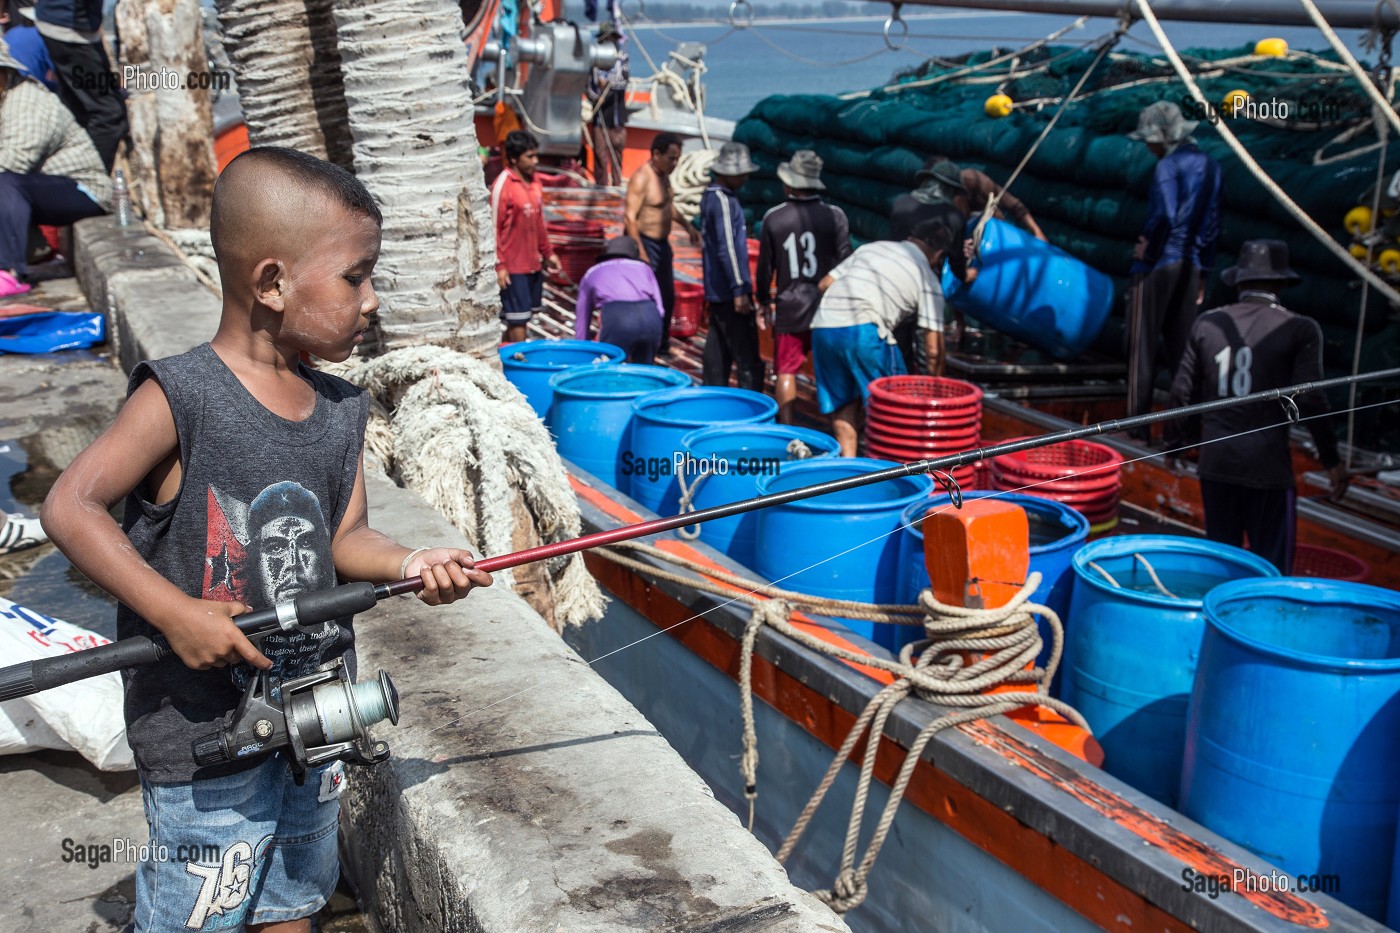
[400,547,430,579]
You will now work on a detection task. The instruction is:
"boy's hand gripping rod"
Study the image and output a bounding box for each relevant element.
[0,366,1395,704]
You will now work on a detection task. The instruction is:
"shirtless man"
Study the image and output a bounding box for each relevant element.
[625,132,697,354]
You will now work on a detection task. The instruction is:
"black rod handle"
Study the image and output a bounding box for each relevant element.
[0,582,382,702]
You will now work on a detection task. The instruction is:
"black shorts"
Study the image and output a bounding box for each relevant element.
[499,272,544,324]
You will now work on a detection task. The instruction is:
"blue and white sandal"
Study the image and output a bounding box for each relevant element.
[0,515,47,555]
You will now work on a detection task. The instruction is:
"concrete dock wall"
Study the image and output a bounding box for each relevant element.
[73,217,848,933]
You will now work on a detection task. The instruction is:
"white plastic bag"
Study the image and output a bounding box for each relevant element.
[0,595,134,770]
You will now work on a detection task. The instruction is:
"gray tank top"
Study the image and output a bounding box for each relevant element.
[119,344,368,782]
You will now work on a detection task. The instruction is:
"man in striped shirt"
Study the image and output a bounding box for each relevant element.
[811,220,952,456]
[699,142,761,390]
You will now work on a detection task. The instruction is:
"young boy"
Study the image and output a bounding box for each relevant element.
[41,146,492,933]
[491,129,561,344]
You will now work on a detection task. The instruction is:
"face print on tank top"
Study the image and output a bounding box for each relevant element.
[203,481,340,688]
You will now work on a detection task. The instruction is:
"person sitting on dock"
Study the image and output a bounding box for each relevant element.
[700,141,762,391]
[40,146,492,933]
[0,35,108,297]
[574,235,664,363]
[812,220,952,457]
[625,131,696,355]
[1127,100,1223,437]
[755,149,851,424]
[1167,239,1348,574]
[492,130,562,344]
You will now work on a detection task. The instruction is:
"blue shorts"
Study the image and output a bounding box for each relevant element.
[812,323,908,414]
[135,755,344,932]
[500,271,544,324]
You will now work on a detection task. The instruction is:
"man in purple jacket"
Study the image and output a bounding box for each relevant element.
[1126,101,1222,440]
[699,142,761,390]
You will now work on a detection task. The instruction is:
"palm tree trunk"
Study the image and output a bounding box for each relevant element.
[333,0,499,356]
[113,0,218,229]
[215,0,353,167]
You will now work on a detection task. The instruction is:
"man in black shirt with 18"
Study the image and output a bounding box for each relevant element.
[1168,240,1349,574]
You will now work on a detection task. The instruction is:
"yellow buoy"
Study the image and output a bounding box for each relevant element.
[1379,248,1400,274]
[1221,90,1251,116]
[1350,243,1371,260]
[1255,38,1289,58]
[984,93,1014,118]
[1345,205,1376,236]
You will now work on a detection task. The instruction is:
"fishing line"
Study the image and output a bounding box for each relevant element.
[411,393,1400,738]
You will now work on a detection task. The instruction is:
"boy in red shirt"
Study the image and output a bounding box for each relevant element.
[491,131,561,343]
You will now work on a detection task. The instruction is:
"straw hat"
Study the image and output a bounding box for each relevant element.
[777,149,826,190]
[1128,101,1199,144]
[710,142,758,177]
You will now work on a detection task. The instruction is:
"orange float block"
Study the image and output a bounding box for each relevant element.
[924,499,1103,766]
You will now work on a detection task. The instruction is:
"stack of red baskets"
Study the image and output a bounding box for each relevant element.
[989,438,1123,531]
[546,220,605,286]
[864,376,982,489]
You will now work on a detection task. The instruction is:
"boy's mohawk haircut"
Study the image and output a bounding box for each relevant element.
[211,147,382,255]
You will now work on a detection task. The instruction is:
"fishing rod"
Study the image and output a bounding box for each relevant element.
[0,367,1394,774]
[1,364,1395,706]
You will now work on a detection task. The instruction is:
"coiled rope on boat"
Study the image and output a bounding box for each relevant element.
[591,541,1087,914]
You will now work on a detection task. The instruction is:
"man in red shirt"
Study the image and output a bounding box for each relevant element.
[492,131,562,343]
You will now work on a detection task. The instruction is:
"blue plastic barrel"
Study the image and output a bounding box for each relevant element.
[942,217,1113,361]
[1062,536,1277,806]
[754,458,934,643]
[550,364,691,489]
[678,424,841,567]
[499,340,625,421]
[892,491,1090,654]
[1182,579,1400,922]
[627,388,777,515]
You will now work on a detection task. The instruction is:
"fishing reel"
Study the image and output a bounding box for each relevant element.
[192,658,399,784]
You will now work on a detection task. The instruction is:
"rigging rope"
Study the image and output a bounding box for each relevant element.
[1347,30,1395,465]
[1135,0,1400,309]
[842,15,1091,99]
[972,27,1124,254]
[1300,0,1400,137]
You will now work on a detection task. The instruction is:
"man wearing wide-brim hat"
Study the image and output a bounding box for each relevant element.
[1125,100,1224,439]
[757,149,851,423]
[1166,239,1348,574]
[699,142,763,390]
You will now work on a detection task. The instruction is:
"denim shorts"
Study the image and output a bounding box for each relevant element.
[135,754,344,932]
[811,323,908,414]
[499,271,544,324]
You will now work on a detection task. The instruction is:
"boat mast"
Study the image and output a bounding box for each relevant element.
[883,0,1399,29]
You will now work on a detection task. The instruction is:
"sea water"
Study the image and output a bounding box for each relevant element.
[624,9,1372,121]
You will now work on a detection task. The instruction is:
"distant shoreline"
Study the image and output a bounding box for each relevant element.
[628,10,1020,28]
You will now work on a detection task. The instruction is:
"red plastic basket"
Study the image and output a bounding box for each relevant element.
[990,438,1123,480]
[868,376,983,412]
[1293,543,1371,582]
[866,417,980,444]
[672,282,705,338]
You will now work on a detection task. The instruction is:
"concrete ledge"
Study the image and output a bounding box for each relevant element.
[76,224,848,932]
[73,218,221,371]
[348,473,847,931]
